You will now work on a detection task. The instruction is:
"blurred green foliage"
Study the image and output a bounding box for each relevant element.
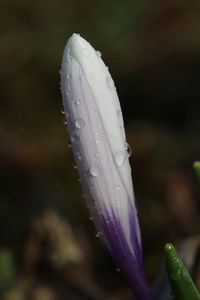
[0,250,15,295]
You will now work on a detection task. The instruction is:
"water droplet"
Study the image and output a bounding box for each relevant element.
[96,50,102,58]
[74,164,77,169]
[60,108,65,115]
[95,132,99,136]
[96,232,100,238]
[75,119,85,129]
[125,143,132,158]
[66,74,70,79]
[78,178,81,182]
[71,130,79,144]
[63,118,67,125]
[171,268,182,280]
[95,153,99,158]
[95,140,99,144]
[67,57,70,62]
[114,151,127,167]
[90,165,100,177]
[72,130,79,137]
[68,141,71,148]
[89,217,93,221]
[66,91,69,96]
[81,48,90,56]
[72,96,80,105]
[116,185,120,190]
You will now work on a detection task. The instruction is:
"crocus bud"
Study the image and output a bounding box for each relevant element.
[60,33,152,300]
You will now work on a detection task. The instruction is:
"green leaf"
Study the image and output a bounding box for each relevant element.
[193,161,200,185]
[165,243,200,300]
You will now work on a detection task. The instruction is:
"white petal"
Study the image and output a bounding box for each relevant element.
[60,34,141,254]
[62,34,133,198]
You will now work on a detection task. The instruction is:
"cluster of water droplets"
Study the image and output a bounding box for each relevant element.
[170,254,183,280]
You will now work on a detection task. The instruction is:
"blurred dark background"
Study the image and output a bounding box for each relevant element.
[0,0,200,299]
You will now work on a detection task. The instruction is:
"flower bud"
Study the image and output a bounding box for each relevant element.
[60,33,152,299]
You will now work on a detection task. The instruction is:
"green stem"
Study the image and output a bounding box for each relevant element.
[165,243,200,300]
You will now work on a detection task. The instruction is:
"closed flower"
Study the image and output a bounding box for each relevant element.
[60,33,152,300]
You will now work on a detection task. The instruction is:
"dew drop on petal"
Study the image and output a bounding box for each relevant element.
[125,142,132,158]
[114,151,126,167]
[63,118,67,125]
[96,50,102,58]
[81,48,90,56]
[72,130,79,137]
[75,119,85,129]
[71,130,79,144]
[90,165,100,177]
[60,108,65,115]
